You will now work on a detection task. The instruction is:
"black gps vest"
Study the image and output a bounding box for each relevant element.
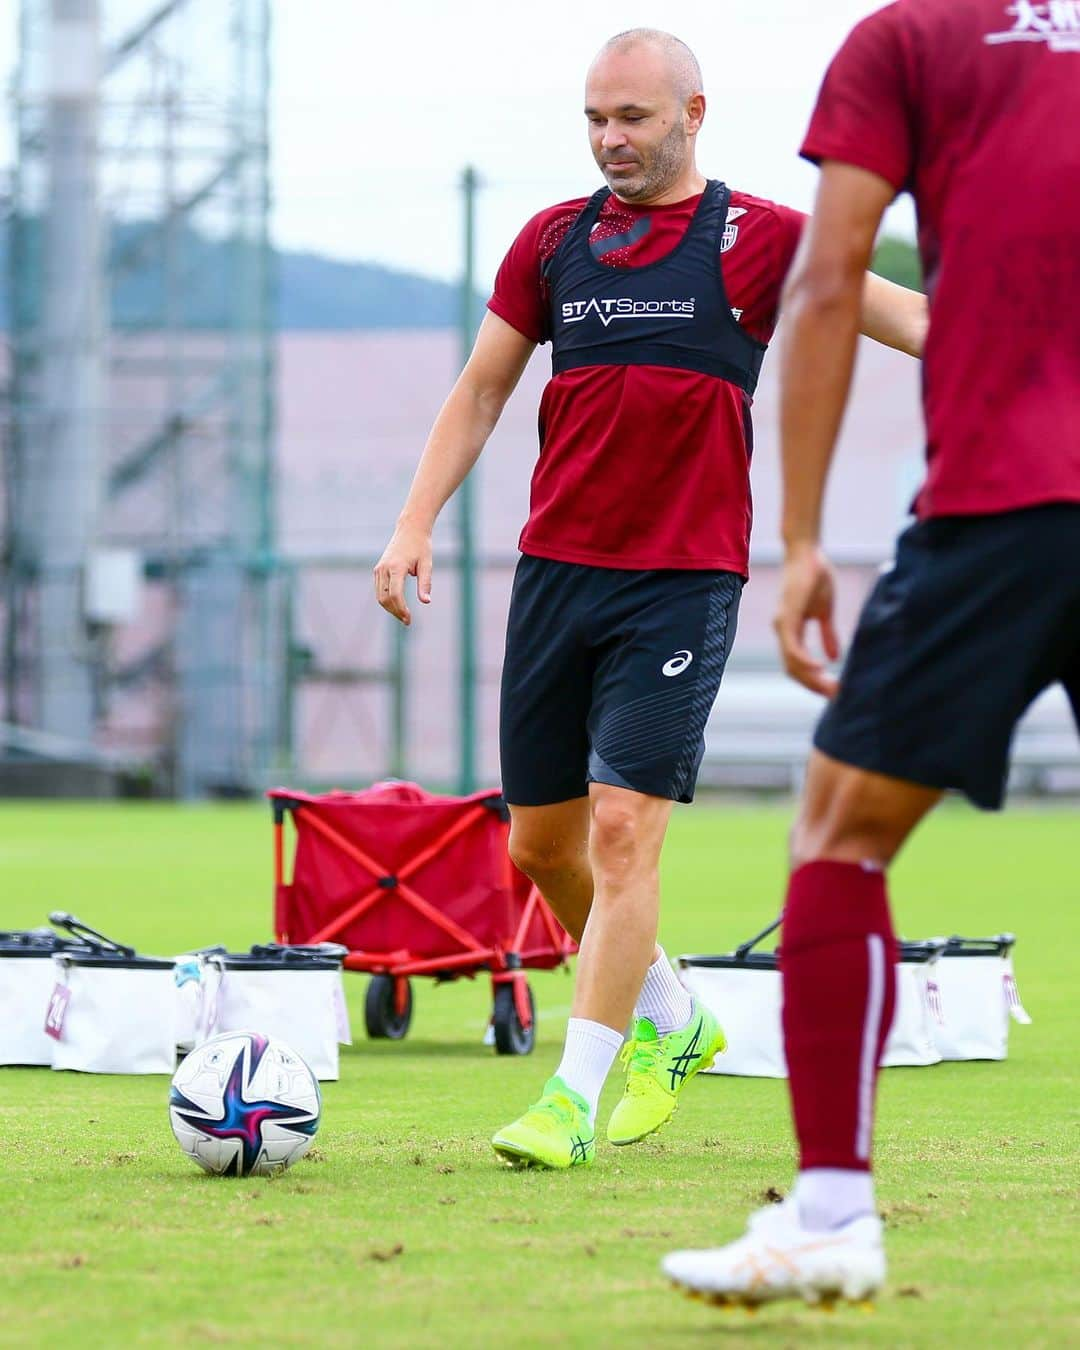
[545,179,766,395]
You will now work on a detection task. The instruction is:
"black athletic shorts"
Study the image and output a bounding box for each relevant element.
[500,556,743,806]
[815,503,1080,810]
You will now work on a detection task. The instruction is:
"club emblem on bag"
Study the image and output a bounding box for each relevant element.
[925,978,945,1026]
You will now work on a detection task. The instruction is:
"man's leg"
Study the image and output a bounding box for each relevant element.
[493,787,672,1161]
[572,783,673,1025]
[493,567,740,1168]
[495,779,723,1170]
[507,797,679,1013]
[507,798,593,942]
[783,751,941,1229]
[663,750,940,1303]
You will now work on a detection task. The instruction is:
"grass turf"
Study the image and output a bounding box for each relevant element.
[0,800,1077,1347]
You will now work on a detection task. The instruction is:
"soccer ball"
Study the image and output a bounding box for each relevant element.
[169,1030,321,1177]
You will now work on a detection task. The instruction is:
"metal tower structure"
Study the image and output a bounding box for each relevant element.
[5,0,277,795]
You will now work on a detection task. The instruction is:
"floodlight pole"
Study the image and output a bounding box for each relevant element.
[458,166,480,794]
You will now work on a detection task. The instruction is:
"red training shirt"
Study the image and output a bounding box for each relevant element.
[802,0,1080,519]
[488,189,806,572]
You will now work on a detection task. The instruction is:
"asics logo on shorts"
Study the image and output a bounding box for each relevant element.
[662,650,694,677]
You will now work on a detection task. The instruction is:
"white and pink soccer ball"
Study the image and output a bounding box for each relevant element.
[169,1031,321,1177]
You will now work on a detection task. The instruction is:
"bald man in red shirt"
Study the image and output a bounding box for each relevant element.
[665,0,1080,1308]
[376,28,925,1171]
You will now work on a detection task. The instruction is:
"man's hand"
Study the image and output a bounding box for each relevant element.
[371,312,535,628]
[773,544,841,698]
[373,520,432,626]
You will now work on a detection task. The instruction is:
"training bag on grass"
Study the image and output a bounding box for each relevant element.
[46,914,178,1075]
[880,941,945,1068]
[0,929,89,1066]
[196,943,349,1080]
[680,924,948,1077]
[678,921,786,1078]
[172,947,227,1053]
[932,935,1031,1061]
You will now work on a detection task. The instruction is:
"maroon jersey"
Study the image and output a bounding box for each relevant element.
[488,190,805,572]
[802,0,1080,519]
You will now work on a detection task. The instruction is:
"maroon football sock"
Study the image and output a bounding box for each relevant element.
[780,860,897,1172]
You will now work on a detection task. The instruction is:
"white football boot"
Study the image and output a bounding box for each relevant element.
[662,1199,885,1309]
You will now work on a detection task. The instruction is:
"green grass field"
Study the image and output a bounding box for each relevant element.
[1,800,1077,1348]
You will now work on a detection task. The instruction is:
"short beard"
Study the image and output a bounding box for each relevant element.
[602,120,688,202]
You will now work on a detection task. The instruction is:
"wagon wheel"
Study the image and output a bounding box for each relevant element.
[492,979,535,1055]
[365,975,413,1040]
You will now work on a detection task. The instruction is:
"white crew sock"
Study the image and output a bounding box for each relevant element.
[634,948,694,1035]
[794,1168,877,1232]
[553,1018,625,1125]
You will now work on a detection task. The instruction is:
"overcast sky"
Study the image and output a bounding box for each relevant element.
[0,0,915,287]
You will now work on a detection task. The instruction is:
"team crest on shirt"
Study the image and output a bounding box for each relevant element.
[985,2,1080,51]
[722,206,747,253]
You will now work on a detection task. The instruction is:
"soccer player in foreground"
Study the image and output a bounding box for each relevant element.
[375,29,926,1169]
[663,0,1080,1307]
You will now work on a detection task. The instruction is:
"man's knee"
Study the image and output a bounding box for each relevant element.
[507,823,584,884]
[589,788,668,885]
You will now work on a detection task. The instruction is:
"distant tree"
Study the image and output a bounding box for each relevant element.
[0,220,485,331]
[871,235,923,292]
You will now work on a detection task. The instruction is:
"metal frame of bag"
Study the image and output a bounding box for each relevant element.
[47,913,178,1075]
[0,929,89,1066]
[932,934,1031,1060]
[197,942,350,1081]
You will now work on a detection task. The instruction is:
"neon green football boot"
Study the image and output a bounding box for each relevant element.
[491,1076,596,1170]
[606,1003,726,1146]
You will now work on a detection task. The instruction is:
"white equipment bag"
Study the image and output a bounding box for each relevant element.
[681,922,1029,1079]
[880,942,945,1068]
[173,955,207,1054]
[0,930,87,1066]
[932,935,1031,1060]
[172,947,228,1053]
[679,945,786,1078]
[196,944,350,1081]
[44,911,178,1074]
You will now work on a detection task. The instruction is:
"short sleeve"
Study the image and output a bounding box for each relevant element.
[772,204,808,283]
[487,212,549,344]
[725,198,808,344]
[800,4,915,194]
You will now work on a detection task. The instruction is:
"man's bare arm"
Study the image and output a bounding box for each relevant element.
[374,311,536,625]
[774,161,896,695]
[859,270,927,358]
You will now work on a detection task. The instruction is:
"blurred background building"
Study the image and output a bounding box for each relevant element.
[2,0,275,797]
[0,1,1075,798]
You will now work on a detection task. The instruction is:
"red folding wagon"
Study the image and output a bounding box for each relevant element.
[269,782,576,1054]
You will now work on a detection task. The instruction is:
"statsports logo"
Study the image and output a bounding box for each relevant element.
[985,2,1080,50]
[561,296,695,327]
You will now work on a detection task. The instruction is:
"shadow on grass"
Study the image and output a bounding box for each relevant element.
[655,1307,879,1339]
[340,1040,527,1061]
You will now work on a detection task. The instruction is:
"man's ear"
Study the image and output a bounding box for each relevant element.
[686,92,706,136]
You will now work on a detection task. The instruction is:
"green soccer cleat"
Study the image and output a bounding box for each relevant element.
[491,1076,596,1170]
[606,1003,726,1146]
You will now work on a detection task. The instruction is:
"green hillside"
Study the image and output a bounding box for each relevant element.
[0,220,922,332]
